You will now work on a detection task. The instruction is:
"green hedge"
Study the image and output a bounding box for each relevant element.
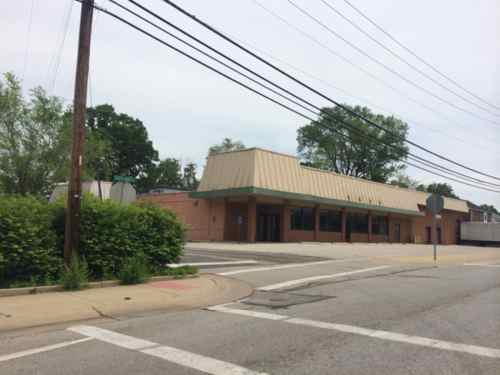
[0,196,62,287]
[0,195,185,287]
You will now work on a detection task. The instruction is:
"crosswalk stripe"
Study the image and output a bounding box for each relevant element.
[69,325,268,375]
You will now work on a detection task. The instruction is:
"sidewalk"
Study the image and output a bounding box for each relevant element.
[0,274,252,333]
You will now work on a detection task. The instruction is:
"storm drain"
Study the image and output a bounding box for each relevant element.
[242,290,334,309]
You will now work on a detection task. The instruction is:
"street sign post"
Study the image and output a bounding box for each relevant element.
[426,194,444,262]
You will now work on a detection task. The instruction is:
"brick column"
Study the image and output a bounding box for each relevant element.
[314,204,320,241]
[247,196,257,243]
[223,198,230,241]
[341,208,347,242]
[368,211,372,242]
[280,204,289,242]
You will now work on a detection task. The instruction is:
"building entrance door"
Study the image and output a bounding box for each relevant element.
[256,205,281,242]
[394,223,401,242]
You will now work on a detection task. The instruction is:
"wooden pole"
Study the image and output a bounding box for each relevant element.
[64,0,94,266]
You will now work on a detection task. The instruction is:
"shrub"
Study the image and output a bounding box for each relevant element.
[118,253,150,285]
[53,195,186,279]
[0,194,185,287]
[60,256,89,290]
[0,195,62,287]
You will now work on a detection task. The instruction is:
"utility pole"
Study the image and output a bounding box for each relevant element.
[64,0,94,266]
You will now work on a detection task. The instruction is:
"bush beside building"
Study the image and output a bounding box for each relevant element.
[0,195,185,287]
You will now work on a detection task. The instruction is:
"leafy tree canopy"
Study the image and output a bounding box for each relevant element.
[209,137,245,155]
[420,182,459,199]
[0,73,68,195]
[85,104,159,180]
[297,105,409,183]
[389,173,420,189]
[136,158,199,193]
[479,204,499,215]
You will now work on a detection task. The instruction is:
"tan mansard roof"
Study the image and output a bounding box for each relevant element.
[193,148,469,215]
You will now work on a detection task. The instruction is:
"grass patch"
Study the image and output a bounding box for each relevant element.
[60,256,89,291]
[160,265,199,279]
[118,254,151,285]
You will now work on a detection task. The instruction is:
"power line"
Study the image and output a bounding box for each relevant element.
[285,0,500,127]
[341,0,500,113]
[158,0,500,182]
[248,0,499,148]
[110,0,500,190]
[223,29,500,154]
[49,0,74,94]
[21,0,35,82]
[109,0,315,114]
[78,1,500,193]
[318,0,500,118]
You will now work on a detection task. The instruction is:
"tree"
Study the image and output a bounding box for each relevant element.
[297,105,409,183]
[425,182,459,199]
[209,137,245,155]
[0,73,68,196]
[86,104,158,180]
[479,204,499,215]
[389,173,420,189]
[137,159,200,193]
[136,158,183,192]
[182,162,199,190]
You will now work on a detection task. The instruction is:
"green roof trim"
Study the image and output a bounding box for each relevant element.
[190,187,424,217]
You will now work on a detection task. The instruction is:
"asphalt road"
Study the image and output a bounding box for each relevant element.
[2,246,500,374]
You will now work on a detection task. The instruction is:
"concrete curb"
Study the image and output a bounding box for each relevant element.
[0,275,198,298]
[0,275,253,334]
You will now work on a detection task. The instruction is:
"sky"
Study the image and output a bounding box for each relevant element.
[1,0,499,207]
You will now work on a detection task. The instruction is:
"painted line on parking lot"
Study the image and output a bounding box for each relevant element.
[69,325,268,375]
[258,265,391,291]
[464,263,500,268]
[0,337,93,363]
[208,306,500,359]
[218,259,355,276]
[169,260,259,268]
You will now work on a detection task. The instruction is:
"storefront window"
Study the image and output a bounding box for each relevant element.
[319,210,342,232]
[290,207,314,231]
[348,213,368,233]
[372,215,388,235]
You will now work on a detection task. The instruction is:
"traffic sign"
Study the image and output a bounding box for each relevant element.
[426,194,444,214]
[426,194,444,263]
[113,175,135,183]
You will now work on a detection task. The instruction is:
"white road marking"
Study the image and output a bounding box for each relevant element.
[69,325,268,375]
[143,345,268,375]
[258,265,391,291]
[218,259,355,276]
[207,305,289,321]
[464,263,500,267]
[210,306,500,359]
[287,318,500,359]
[68,325,157,350]
[0,338,93,363]
[168,260,259,268]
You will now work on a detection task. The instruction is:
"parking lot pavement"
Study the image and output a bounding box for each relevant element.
[186,242,500,265]
[1,247,499,374]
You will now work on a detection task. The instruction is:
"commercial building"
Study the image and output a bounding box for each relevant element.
[141,148,470,244]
